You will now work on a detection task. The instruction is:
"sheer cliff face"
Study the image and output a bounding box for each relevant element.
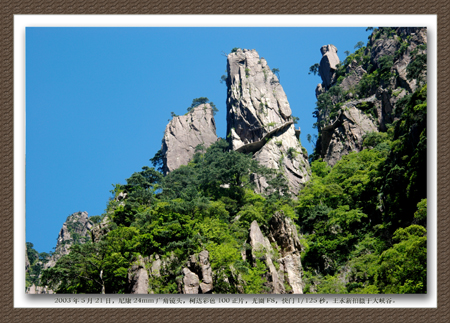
[314,28,427,166]
[226,49,292,150]
[161,104,217,174]
[226,48,310,195]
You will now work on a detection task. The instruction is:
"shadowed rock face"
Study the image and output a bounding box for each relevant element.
[226,48,310,195]
[319,44,340,90]
[161,104,217,174]
[319,99,379,166]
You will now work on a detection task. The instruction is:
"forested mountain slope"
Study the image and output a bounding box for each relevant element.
[27,27,428,294]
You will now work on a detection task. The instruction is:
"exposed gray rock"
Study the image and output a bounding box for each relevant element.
[25,244,30,273]
[376,87,396,132]
[161,104,217,174]
[367,27,427,93]
[268,211,302,254]
[313,27,427,166]
[268,212,304,294]
[226,49,292,150]
[248,216,304,294]
[198,250,213,293]
[90,215,111,243]
[27,284,54,294]
[180,250,213,294]
[127,255,149,294]
[340,66,366,92]
[249,220,284,294]
[279,254,303,294]
[315,83,325,98]
[226,48,310,195]
[27,211,94,294]
[150,255,162,278]
[182,267,200,294]
[44,211,93,269]
[319,98,379,166]
[145,254,178,294]
[318,45,340,90]
[370,37,398,67]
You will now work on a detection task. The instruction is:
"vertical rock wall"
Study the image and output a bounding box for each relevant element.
[226,48,310,195]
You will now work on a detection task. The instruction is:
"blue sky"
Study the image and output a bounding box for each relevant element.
[26,27,372,253]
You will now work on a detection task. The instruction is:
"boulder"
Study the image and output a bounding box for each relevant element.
[90,215,111,243]
[25,244,30,272]
[340,66,366,92]
[182,267,200,294]
[198,250,213,293]
[268,212,304,294]
[179,250,214,294]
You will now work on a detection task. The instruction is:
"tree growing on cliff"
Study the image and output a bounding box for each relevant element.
[354,41,365,49]
[272,68,280,81]
[187,97,219,115]
[308,63,320,76]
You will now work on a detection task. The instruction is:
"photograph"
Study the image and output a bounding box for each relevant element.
[25,26,428,296]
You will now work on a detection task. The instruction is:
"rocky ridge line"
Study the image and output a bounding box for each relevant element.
[314,27,427,165]
[26,211,93,294]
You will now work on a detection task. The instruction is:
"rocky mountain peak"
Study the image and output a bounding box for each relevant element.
[161,103,217,174]
[27,211,93,294]
[313,27,427,166]
[45,211,93,269]
[318,44,340,90]
[226,48,310,195]
[226,48,292,151]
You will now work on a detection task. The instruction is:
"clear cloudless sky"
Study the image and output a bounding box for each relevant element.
[26,27,372,253]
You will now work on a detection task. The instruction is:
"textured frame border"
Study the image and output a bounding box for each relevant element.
[1,1,448,322]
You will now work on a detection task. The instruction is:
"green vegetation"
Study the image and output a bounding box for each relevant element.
[301,82,427,294]
[26,242,53,289]
[220,74,227,84]
[272,68,280,81]
[308,63,320,76]
[40,139,296,293]
[33,27,427,295]
[407,45,427,84]
[354,41,365,50]
[187,97,219,116]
